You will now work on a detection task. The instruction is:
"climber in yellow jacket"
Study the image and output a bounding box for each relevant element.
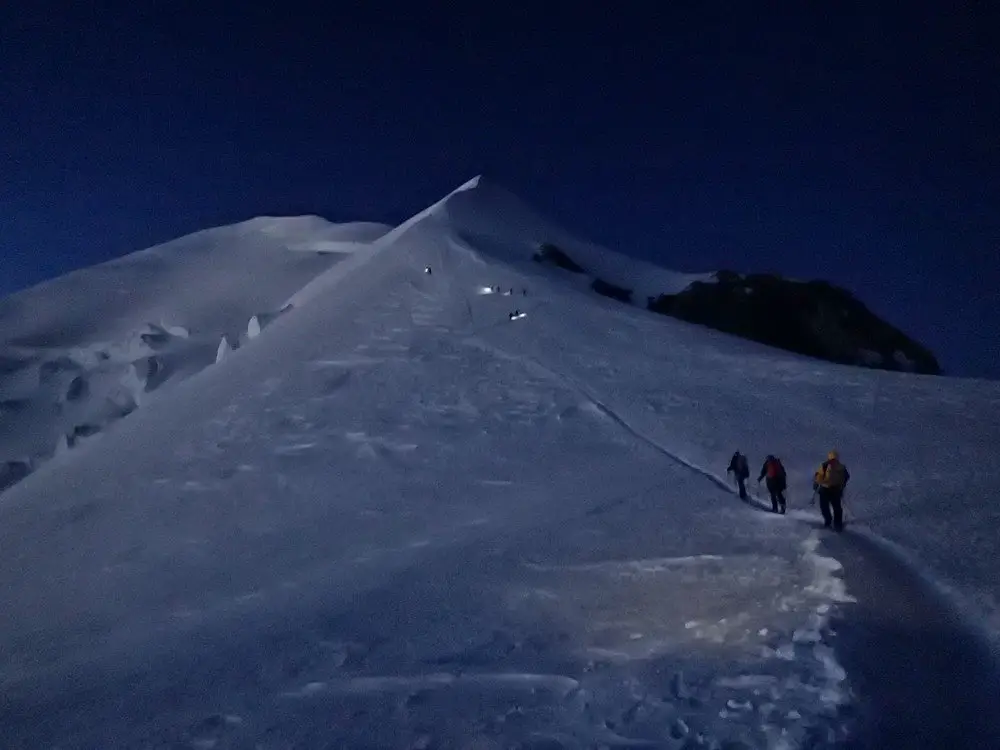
[813,450,850,531]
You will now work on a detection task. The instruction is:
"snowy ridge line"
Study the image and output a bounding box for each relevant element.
[445,234,488,266]
[522,360,735,493]
[283,231,399,310]
[569,392,734,495]
[463,337,737,497]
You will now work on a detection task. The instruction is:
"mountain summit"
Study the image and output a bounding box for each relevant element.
[0,178,996,748]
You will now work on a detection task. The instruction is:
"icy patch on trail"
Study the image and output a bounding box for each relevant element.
[507,542,858,748]
[786,533,856,714]
[802,533,858,605]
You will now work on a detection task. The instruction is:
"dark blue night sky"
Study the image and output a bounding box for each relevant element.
[2,3,998,377]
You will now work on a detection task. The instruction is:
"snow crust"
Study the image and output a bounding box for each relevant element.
[0,217,385,480]
[1,176,998,747]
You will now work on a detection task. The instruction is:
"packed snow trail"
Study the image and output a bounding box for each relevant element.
[822,530,1000,747]
[462,335,739,497]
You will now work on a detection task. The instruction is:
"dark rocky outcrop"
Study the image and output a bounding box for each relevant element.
[648,271,941,374]
[533,243,633,303]
[68,423,102,447]
[139,325,172,348]
[591,277,633,304]
[65,374,88,402]
[530,242,939,375]
[0,460,32,493]
[532,243,587,274]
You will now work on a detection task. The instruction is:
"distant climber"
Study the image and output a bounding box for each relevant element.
[727,451,750,501]
[813,450,850,531]
[424,265,432,275]
[758,455,787,514]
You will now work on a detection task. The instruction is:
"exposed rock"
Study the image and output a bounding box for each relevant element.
[65,374,88,402]
[0,459,32,493]
[532,243,587,274]
[132,355,165,391]
[591,277,632,304]
[139,323,172,348]
[71,423,102,440]
[648,271,941,375]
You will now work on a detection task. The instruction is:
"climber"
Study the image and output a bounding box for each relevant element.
[727,451,750,501]
[424,265,432,275]
[813,450,850,531]
[757,455,787,514]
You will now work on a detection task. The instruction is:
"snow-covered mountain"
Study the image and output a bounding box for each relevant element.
[1,176,999,748]
[0,217,391,490]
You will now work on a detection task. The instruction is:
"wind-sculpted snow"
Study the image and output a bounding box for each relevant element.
[0,217,384,491]
[0,177,998,747]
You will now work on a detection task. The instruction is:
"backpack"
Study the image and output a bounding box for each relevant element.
[819,460,847,489]
[736,454,749,476]
[766,458,785,479]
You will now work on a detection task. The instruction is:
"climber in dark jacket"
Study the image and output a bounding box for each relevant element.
[758,455,787,514]
[727,451,750,501]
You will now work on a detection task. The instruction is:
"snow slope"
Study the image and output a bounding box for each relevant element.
[440,176,715,299]
[0,217,390,488]
[1,177,999,748]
